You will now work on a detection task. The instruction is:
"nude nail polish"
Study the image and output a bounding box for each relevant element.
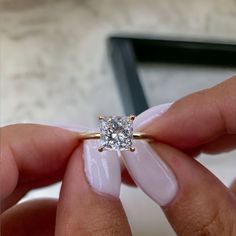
[122,103,178,206]
[122,141,178,206]
[49,123,122,198]
[83,140,121,198]
[133,103,173,130]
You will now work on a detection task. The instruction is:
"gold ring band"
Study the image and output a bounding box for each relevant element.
[77,132,155,142]
[77,115,154,152]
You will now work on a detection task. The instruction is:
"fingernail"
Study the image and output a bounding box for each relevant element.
[122,103,177,206]
[50,123,121,198]
[83,140,121,198]
[122,141,178,206]
[134,103,173,130]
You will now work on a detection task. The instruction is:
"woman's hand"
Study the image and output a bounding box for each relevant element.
[0,125,131,235]
[1,76,236,236]
[124,76,236,235]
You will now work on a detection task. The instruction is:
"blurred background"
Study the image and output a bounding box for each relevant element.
[1,0,236,235]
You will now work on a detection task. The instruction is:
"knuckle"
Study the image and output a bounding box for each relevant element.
[194,210,222,236]
[68,206,130,236]
[191,209,236,236]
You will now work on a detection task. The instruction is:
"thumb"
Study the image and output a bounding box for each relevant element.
[122,142,236,235]
[55,141,131,236]
[154,143,236,236]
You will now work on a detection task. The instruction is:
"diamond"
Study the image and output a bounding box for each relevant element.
[99,116,134,151]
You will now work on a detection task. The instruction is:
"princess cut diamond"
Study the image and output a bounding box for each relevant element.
[99,116,134,151]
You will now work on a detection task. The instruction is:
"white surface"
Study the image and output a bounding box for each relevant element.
[1,0,236,235]
[139,64,236,106]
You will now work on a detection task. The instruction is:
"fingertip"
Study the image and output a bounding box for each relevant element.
[56,145,131,236]
[150,142,236,235]
[139,78,236,149]
[1,199,57,236]
[1,124,80,199]
[83,140,121,199]
[134,102,173,130]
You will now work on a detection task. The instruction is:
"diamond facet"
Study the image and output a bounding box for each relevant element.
[100,116,134,151]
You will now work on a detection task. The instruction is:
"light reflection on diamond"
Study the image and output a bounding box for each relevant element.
[100,116,133,151]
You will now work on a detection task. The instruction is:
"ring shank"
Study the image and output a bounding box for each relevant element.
[77,132,155,142]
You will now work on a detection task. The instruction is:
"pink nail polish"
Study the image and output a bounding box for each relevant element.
[83,140,121,198]
[134,103,173,130]
[122,141,177,206]
[45,123,121,198]
[122,103,178,206]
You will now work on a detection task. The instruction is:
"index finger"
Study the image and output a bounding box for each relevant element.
[0,124,79,201]
[142,76,236,149]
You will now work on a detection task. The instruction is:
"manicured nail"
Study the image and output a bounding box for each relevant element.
[133,103,173,130]
[122,103,178,206]
[45,123,121,198]
[83,140,121,198]
[122,141,178,206]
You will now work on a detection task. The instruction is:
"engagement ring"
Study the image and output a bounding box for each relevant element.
[78,115,155,152]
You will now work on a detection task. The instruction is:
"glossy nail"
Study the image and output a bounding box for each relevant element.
[122,141,177,206]
[48,123,121,198]
[133,103,173,130]
[83,140,121,198]
[122,103,178,206]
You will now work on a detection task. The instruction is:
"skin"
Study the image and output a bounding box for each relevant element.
[0,125,131,235]
[1,76,236,235]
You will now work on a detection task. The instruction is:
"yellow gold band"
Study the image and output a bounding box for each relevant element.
[77,132,155,142]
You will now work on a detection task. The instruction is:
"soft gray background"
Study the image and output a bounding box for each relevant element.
[1,0,236,235]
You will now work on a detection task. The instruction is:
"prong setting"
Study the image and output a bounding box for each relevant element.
[99,115,134,152]
[98,116,104,120]
[129,115,135,121]
[130,147,135,152]
[98,147,104,152]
